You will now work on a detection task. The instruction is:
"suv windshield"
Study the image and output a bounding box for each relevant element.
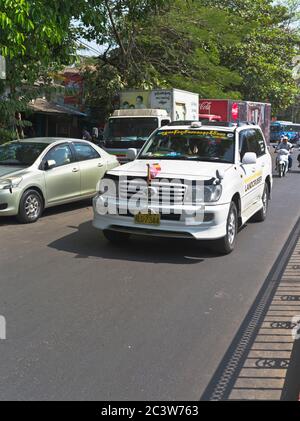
[139,129,235,163]
[104,117,158,142]
[0,142,47,166]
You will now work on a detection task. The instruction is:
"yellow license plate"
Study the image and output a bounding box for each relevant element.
[134,212,160,225]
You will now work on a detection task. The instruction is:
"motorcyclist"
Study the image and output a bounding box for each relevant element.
[275,136,293,170]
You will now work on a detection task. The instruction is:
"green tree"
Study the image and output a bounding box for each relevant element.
[82,0,300,117]
[81,0,246,117]
[203,0,300,114]
[0,0,87,140]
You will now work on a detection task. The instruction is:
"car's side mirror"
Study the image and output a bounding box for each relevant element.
[127,148,137,161]
[242,152,257,165]
[44,159,56,170]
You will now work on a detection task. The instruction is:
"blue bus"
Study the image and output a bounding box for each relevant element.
[270,121,300,143]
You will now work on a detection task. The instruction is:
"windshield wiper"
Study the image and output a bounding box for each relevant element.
[188,156,232,163]
[139,156,186,160]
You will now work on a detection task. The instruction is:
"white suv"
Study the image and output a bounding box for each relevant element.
[93,122,272,254]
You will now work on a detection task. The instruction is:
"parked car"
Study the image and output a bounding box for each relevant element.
[0,137,119,223]
[93,121,272,254]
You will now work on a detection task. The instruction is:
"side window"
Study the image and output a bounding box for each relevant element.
[245,129,260,155]
[161,119,170,127]
[254,130,266,156]
[239,130,250,159]
[45,144,73,168]
[73,142,100,161]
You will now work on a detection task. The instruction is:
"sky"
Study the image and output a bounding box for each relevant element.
[78,39,105,57]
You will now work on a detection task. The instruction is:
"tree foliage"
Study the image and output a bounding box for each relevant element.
[81,0,246,117]
[1,0,300,133]
[81,0,300,117]
[202,0,300,113]
[0,0,84,139]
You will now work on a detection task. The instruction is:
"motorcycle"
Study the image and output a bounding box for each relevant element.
[275,148,289,177]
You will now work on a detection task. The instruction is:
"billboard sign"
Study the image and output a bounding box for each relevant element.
[63,72,84,107]
[119,91,151,110]
[199,100,229,121]
[150,90,172,115]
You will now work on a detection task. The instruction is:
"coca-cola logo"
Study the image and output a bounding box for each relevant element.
[199,101,212,113]
[232,102,239,121]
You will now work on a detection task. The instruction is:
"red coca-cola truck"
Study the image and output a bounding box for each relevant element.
[199,99,271,143]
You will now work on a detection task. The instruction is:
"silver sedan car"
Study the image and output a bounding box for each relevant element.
[0,137,119,223]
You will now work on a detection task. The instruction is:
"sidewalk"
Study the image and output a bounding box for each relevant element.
[228,233,300,400]
[202,219,300,401]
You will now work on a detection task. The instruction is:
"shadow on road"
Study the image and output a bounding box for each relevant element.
[0,199,92,227]
[43,199,92,217]
[48,220,221,264]
[0,216,18,226]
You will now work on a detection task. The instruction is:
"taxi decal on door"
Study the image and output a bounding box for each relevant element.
[244,171,263,193]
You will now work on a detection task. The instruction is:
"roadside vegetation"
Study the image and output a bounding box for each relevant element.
[0,0,300,140]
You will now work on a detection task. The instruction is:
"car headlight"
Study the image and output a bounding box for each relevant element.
[192,184,222,203]
[204,184,222,202]
[0,177,23,190]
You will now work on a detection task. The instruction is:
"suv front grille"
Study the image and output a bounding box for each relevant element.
[119,179,187,205]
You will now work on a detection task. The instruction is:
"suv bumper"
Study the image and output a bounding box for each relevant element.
[93,196,230,240]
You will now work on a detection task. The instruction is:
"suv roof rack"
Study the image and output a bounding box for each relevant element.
[167,120,198,126]
[200,121,236,127]
[200,121,257,127]
[236,121,256,127]
[166,120,257,128]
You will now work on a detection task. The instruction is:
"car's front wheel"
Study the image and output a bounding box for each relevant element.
[214,202,238,255]
[17,189,43,224]
[103,229,131,244]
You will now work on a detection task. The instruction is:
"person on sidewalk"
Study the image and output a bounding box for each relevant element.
[82,127,92,142]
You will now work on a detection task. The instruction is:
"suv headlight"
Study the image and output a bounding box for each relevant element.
[0,177,23,190]
[192,184,222,203]
[204,184,222,202]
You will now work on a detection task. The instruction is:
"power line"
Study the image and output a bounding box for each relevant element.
[76,40,103,56]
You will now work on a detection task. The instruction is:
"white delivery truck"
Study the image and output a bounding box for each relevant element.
[103,89,199,163]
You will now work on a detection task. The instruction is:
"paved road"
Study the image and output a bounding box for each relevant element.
[0,167,300,401]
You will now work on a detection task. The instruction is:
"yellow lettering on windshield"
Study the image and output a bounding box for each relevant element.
[159,130,229,139]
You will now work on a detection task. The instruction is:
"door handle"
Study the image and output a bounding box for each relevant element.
[97,163,104,167]
[72,168,79,173]
[251,167,256,173]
